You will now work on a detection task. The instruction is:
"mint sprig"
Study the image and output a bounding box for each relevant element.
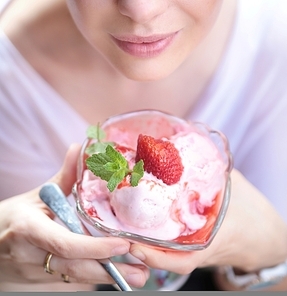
[85,123,115,155]
[86,145,144,192]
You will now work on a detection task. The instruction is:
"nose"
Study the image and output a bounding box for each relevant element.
[117,0,167,24]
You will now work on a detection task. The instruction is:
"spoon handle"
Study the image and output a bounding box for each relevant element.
[39,182,132,291]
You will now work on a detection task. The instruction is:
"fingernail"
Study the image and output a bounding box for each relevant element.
[111,245,129,256]
[131,250,146,261]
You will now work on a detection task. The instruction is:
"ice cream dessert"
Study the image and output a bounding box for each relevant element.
[74,110,232,250]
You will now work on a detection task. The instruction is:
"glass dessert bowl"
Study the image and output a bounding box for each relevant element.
[73,110,233,251]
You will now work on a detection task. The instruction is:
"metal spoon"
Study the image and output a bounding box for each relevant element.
[39,182,132,291]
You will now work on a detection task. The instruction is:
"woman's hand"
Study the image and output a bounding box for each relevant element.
[130,169,287,283]
[0,144,149,288]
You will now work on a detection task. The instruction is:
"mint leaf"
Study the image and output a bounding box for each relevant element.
[85,145,129,192]
[107,169,126,192]
[85,144,144,192]
[86,153,113,182]
[130,160,144,187]
[86,124,106,140]
[104,162,121,172]
[105,145,128,169]
[85,124,115,155]
[85,142,108,154]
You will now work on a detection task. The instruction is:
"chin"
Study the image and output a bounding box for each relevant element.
[121,70,172,82]
[113,59,182,82]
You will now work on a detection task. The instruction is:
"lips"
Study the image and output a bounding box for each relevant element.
[111,32,178,58]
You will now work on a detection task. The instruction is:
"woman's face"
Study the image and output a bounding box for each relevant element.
[66,0,224,81]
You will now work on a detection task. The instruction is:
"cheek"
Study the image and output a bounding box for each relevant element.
[176,0,224,57]
[185,0,224,33]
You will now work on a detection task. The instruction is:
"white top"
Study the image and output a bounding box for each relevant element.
[1,0,287,225]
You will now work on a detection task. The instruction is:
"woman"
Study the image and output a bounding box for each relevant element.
[0,0,287,291]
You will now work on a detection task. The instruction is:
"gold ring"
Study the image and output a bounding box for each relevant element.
[61,274,70,283]
[43,252,55,274]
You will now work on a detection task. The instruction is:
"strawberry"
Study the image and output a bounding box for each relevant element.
[135,134,183,185]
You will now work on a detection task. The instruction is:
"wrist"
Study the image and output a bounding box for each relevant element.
[216,260,287,291]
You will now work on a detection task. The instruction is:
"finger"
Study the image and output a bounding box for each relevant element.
[50,256,149,287]
[0,261,63,284]
[1,208,128,266]
[25,213,131,260]
[3,236,147,287]
[130,244,202,275]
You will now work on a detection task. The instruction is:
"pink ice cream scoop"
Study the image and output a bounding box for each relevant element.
[74,110,232,251]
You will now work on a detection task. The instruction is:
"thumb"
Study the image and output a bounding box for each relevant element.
[49,143,82,196]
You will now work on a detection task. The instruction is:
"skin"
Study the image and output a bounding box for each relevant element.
[64,1,287,290]
[129,170,287,271]
[1,0,235,123]
[65,0,224,80]
[0,144,149,291]
[0,0,287,291]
